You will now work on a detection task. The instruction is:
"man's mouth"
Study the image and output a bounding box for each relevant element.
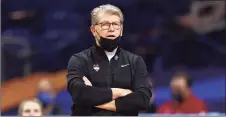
[106,35,116,37]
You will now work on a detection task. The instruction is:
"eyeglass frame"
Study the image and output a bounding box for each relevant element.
[94,21,122,30]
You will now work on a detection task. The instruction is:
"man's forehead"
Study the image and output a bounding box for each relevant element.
[171,77,186,86]
[98,13,120,23]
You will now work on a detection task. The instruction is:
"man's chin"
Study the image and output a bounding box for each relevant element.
[105,37,116,40]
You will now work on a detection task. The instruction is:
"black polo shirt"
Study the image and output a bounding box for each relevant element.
[67,45,152,116]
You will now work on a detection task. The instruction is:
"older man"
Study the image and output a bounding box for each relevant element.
[66,4,152,116]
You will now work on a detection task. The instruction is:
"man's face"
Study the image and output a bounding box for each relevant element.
[170,77,187,96]
[38,79,52,92]
[21,102,42,116]
[91,13,123,41]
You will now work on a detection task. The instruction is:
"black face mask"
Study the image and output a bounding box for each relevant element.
[172,93,184,103]
[98,36,121,52]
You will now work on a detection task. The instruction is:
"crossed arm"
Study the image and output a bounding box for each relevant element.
[82,76,130,112]
[67,55,152,112]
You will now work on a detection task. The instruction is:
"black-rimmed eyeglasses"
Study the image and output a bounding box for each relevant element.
[95,22,122,30]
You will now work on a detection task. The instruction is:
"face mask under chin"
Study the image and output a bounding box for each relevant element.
[94,28,122,52]
[98,36,121,52]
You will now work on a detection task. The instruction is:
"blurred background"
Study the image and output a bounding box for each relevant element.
[1,0,225,116]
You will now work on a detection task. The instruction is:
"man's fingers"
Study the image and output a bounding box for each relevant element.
[111,88,133,97]
[82,76,88,81]
[83,76,90,82]
[83,76,92,86]
[122,89,132,96]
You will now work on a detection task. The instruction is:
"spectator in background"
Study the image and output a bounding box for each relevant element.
[157,72,208,114]
[36,79,63,115]
[18,98,43,116]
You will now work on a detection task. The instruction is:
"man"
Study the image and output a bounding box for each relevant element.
[157,72,208,114]
[66,4,152,116]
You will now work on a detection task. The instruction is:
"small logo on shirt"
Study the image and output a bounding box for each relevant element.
[121,64,130,67]
[93,64,100,72]
[114,55,118,60]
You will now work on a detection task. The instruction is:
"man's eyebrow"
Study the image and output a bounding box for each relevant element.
[100,21,109,23]
[99,21,120,23]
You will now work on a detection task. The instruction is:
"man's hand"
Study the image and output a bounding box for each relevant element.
[83,76,92,86]
[96,100,116,112]
[111,88,132,99]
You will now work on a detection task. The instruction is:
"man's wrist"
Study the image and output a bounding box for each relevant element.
[111,88,121,99]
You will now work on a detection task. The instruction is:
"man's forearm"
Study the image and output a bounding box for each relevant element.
[96,100,116,112]
[114,90,151,112]
[95,88,133,111]
[111,88,132,100]
[96,90,151,112]
[82,77,132,109]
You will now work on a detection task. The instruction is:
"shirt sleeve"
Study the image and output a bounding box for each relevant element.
[67,55,113,107]
[115,56,152,112]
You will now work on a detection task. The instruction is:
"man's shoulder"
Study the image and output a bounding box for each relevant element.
[190,95,207,105]
[183,95,208,112]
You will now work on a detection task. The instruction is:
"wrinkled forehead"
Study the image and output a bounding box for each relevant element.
[97,13,121,23]
[23,102,41,110]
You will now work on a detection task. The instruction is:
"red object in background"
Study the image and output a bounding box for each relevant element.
[157,94,208,114]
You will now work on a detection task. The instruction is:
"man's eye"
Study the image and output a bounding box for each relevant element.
[113,23,120,26]
[102,23,110,26]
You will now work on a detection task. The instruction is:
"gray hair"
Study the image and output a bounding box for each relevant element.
[91,4,124,25]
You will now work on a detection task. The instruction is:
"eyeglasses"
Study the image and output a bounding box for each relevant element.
[95,22,122,30]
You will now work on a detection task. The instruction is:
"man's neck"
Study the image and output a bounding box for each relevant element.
[105,47,118,61]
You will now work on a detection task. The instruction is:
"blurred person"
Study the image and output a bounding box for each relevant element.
[67,4,152,116]
[36,78,63,115]
[18,98,43,116]
[157,72,208,114]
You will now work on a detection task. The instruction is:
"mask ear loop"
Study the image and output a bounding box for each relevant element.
[92,26,101,45]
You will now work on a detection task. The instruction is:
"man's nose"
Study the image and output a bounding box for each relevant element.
[108,24,115,31]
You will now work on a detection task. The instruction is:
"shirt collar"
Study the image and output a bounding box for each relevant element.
[92,44,120,61]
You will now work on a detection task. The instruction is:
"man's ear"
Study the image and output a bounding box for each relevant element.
[90,25,96,35]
